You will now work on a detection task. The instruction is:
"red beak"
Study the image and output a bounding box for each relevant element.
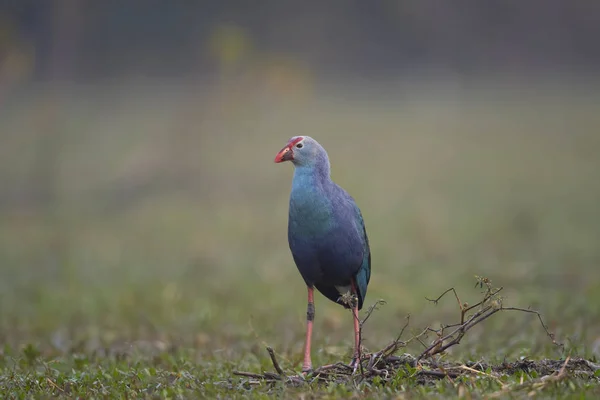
[274,145,293,163]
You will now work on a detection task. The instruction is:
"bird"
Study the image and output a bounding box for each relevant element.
[274,136,371,373]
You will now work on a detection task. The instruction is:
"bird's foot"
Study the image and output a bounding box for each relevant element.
[301,365,313,377]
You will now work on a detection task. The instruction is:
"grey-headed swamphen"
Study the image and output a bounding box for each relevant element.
[274,136,371,373]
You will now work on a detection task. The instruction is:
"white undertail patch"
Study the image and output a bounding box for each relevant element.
[335,285,351,295]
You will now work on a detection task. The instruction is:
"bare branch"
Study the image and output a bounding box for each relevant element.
[232,277,572,388]
[500,307,563,349]
[232,371,267,379]
[266,346,285,376]
[416,279,561,364]
[360,299,387,328]
[425,287,460,306]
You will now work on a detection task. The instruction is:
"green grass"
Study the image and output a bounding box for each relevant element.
[1,79,600,398]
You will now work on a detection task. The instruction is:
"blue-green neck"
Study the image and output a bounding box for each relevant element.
[292,165,318,189]
[289,164,334,236]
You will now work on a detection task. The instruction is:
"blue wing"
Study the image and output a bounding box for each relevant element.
[287,179,371,310]
[352,203,371,310]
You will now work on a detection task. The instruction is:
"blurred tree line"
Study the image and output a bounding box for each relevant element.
[0,0,599,84]
[0,0,599,215]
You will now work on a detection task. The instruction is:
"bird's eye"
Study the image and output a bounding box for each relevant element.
[296,143,303,149]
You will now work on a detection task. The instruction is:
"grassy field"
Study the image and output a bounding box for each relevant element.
[1,79,599,398]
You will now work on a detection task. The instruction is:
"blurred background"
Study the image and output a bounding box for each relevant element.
[0,0,599,364]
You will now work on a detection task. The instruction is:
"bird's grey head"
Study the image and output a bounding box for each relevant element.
[274,136,329,169]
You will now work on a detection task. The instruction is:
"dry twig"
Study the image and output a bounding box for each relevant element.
[416,278,562,364]
[233,277,582,388]
[266,347,284,377]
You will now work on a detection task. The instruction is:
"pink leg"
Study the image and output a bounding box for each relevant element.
[302,286,315,373]
[350,280,361,371]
